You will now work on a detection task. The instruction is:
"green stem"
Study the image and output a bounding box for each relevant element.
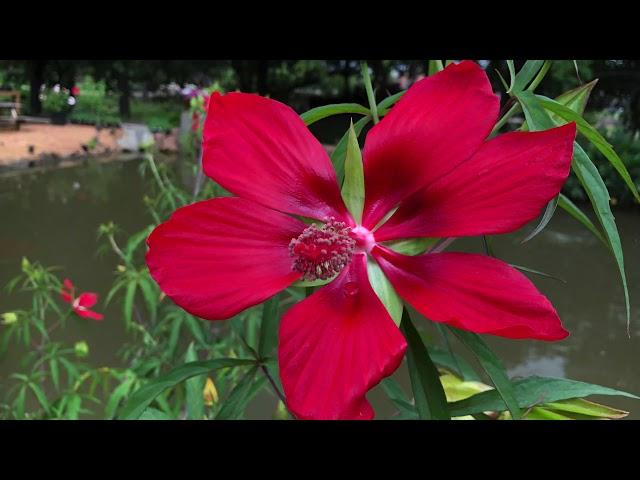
[361,61,379,124]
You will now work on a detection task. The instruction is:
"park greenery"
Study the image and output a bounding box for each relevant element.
[0,60,639,420]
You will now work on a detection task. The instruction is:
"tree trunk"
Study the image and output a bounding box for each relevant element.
[29,60,46,115]
[118,69,131,119]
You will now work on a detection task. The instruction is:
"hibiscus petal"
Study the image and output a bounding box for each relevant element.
[203,92,350,223]
[77,292,98,308]
[61,292,73,304]
[279,253,407,420]
[372,246,568,341]
[146,197,305,320]
[75,308,104,321]
[63,278,74,291]
[361,61,499,229]
[375,123,577,241]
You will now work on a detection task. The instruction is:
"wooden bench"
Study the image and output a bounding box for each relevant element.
[0,90,22,130]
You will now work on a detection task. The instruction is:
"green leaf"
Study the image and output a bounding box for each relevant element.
[382,237,438,256]
[258,293,280,358]
[517,90,631,333]
[541,398,628,419]
[167,315,183,358]
[509,60,545,94]
[377,91,405,115]
[28,382,50,415]
[510,264,566,284]
[537,94,640,203]
[557,193,607,247]
[137,275,157,323]
[367,258,402,326]
[506,60,516,91]
[184,314,207,346]
[331,116,370,185]
[400,310,450,420]
[428,60,444,75]
[381,378,418,419]
[521,195,559,243]
[340,120,365,223]
[123,280,137,328]
[106,376,135,419]
[139,407,173,420]
[450,328,521,419]
[428,345,481,382]
[185,343,205,420]
[118,358,254,419]
[554,79,598,117]
[49,358,60,391]
[300,103,370,126]
[449,376,639,417]
[215,366,259,420]
[571,143,631,332]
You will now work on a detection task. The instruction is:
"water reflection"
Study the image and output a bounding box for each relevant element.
[1,159,639,418]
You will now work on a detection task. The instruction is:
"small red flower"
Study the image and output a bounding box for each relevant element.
[71,86,80,96]
[146,61,576,420]
[60,278,103,321]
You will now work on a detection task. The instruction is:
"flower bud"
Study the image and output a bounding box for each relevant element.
[1,312,18,325]
[74,341,90,358]
[203,377,218,406]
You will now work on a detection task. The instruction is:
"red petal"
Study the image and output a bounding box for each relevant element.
[63,278,74,291]
[203,92,351,223]
[279,253,407,420]
[372,246,568,341]
[75,308,104,321]
[77,292,98,308]
[361,61,499,229]
[61,292,73,304]
[375,123,577,241]
[146,197,305,320]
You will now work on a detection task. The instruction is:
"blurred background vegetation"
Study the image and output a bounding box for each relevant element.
[1,59,637,206]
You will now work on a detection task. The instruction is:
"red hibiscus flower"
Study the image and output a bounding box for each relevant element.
[60,278,103,321]
[71,86,80,96]
[146,61,576,420]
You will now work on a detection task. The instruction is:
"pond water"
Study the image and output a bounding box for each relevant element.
[1,158,639,419]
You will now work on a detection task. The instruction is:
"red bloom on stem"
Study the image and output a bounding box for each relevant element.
[60,279,103,321]
[71,86,80,96]
[146,61,576,420]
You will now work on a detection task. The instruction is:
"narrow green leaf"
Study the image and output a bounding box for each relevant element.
[510,264,566,284]
[258,293,280,358]
[367,258,403,326]
[542,398,628,419]
[215,366,259,420]
[557,193,607,247]
[137,275,157,323]
[331,116,370,185]
[341,120,365,223]
[123,281,137,328]
[49,358,60,391]
[521,194,559,243]
[428,60,444,75]
[106,376,135,419]
[449,376,639,417]
[382,237,438,256]
[400,310,450,420]
[167,315,183,358]
[537,94,640,202]
[381,378,418,419]
[428,345,481,382]
[554,79,598,117]
[300,103,370,126]
[119,358,254,419]
[139,407,173,420]
[28,382,50,415]
[184,314,207,346]
[517,90,631,333]
[506,60,516,91]
[377,91,405,114]
[185,343,205,420]
[450,328,521,419]
[509,60,545,94]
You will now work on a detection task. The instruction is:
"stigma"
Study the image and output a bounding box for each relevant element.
[289,217,355,281]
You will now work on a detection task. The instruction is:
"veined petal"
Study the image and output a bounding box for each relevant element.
[361,61,499,229]
[372,246,568,341]
[146,197,306,320]
[279,253,407,420]
[375,123,577,241]
[203,92,351,223]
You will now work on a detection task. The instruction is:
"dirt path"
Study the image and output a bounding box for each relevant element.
[0,124,124,165]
